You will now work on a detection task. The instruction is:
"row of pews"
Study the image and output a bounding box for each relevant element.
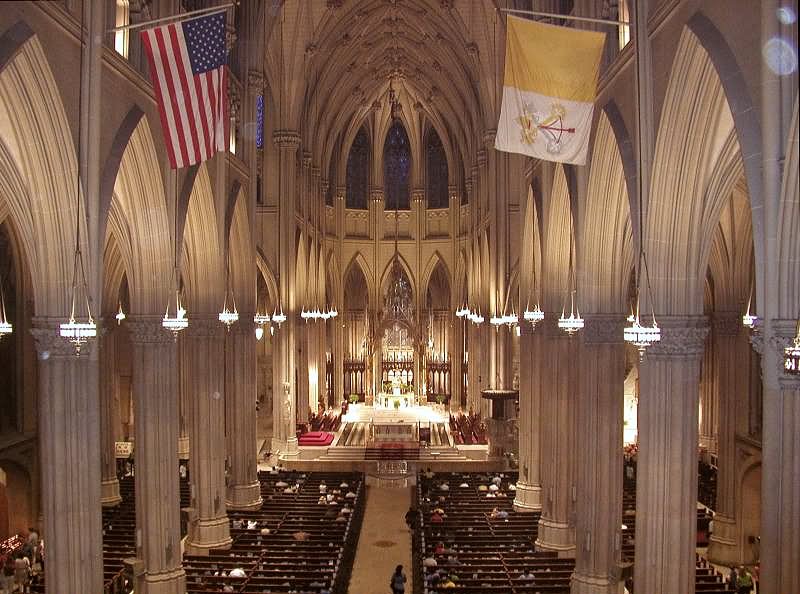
[448,412,488,445]
[416,471,732,594]
[29,473,191,594]
[415,471,568,593]
[183,470,364,594]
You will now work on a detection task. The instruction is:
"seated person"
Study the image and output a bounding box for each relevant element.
[229,567,246,578]
[430,511,444,523]
[247,520,258,529]
[518,569,535,581]
[434,541,445,555]
[423,555,438,568]
[231,518,243,529]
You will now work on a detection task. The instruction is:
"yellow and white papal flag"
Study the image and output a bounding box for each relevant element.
[495,16,606,165]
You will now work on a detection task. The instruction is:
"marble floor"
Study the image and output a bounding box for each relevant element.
[348,484,414,594]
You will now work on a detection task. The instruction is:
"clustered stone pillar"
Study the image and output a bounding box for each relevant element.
[759,319,800,592]
[707,312,747,565]
[177,336,190,460]
[100,322,122,506]
[572,315,624,594]
[634,316,708,593]
[185,316,231,554]
[226,318,263,510]
[513,321,542,511]
[127,318,186,593]
[536,317,577,555]
[32,320,104,594]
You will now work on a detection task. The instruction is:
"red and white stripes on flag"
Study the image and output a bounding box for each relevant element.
[141,11,229,170]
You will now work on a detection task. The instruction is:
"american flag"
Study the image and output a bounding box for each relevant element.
[141,11,229,169]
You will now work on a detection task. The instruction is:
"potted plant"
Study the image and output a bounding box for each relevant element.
[393,399,401,410]
[349,393,359,405]
[435,394,445,406]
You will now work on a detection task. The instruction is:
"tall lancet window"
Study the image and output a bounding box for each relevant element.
[425,127,448,209]
[346,127,369,210]
[384,121,411,210]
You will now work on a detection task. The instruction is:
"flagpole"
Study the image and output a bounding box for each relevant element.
[499,7,629,27]
[108,3,236,34]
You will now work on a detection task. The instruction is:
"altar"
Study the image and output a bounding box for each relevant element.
[377,389,417,409]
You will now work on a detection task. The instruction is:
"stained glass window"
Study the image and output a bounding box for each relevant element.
[346,127,369,209]
[384,121,411,210]
[425,127,448,209]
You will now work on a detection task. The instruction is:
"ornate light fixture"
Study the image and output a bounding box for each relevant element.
[785,319,800,375]
[60,18,96,355]
[254,311,271,341]
[272,308,287,327]
[558,232,583,336]
[455,302,470,318]
[523,224,544,328]
[0,270,12,338]
[162,268,188,337]
[622,10,659,358]
[116,302,126,325]
[742,291,757,329]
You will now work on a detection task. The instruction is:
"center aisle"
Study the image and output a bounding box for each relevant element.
[348,484,414,594]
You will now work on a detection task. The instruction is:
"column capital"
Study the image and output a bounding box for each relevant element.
[185,316,226,340]
[335,186,346,201]
[301,151,312,169]
[232,316,255,335]
[126,317,177,345]
[369,188,384,203]
[483,129,497,147]
[311,166,321,180]
[711,311,742,337]
[411,188,425,203]
[582,314,626,345]
[272,130,301,149]
[476,149,487,167]
[31,318,98,359]
[247,69,265,89]
[646,315,709,360]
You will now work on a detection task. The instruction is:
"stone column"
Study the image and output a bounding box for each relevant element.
[177,335,190,459]
[272,131,299,455]
[536,316,577,554]
[184,317,232,554]
[698,338,717,453]
[514,321,543,511]
[758,320,800,593]
[707,312,747,565]
[572,315,624,594]
[225,318,262,510]
[634,316,708,594]
[127,318,186,594]
[100,322,122,506]
[32,321,103,594]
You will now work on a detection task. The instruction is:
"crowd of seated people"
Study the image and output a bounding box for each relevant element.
[448,411,487,445]
[415,470,568,593]
[183,470,364,594]
[621,460,733,593]
[26,468,190,594]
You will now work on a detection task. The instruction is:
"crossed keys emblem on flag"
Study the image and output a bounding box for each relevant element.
[516,102,576,154]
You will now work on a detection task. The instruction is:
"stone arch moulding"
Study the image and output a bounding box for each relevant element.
[343,252,374,311]
[0,30,83,316]
[685,11,764,310]
[421,251,452,305]
[255,246,279,313]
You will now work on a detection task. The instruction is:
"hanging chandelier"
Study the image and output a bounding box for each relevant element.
[558,231,583,336]
[0,271,11,338]
[455,302,470,318]
[116,302,126,325]
[60,18,96,355]
[742,291,757,329]
[162,268,188,337]
[624,299,661,361]
[254,311,271,341]
[785,320,800,375]
[218,296,239,328]
[523,304,544,326]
